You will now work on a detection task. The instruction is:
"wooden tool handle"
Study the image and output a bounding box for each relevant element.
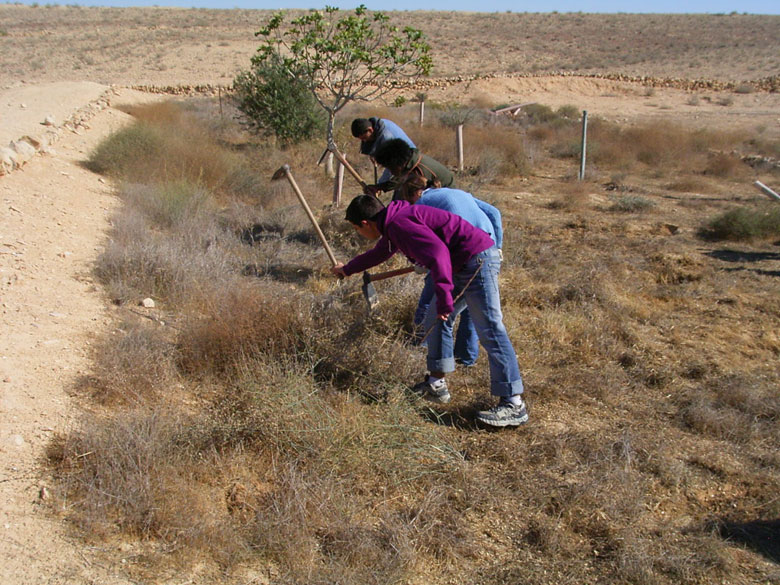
[368,266,416,283]
[329,147,368,190]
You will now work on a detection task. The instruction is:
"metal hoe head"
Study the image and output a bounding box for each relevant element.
[362,271,378,311]
[271,164,290,181]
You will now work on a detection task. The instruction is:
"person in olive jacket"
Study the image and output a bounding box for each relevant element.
[373,138,455,199]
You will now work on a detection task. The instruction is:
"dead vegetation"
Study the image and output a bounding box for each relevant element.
[1,5,779,87]
[44,91,780,585]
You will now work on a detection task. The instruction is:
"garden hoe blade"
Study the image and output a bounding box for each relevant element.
[361,267,415,313]
[362,271,379,311]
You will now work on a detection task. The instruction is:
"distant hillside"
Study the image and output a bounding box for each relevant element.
[0,5,778,87]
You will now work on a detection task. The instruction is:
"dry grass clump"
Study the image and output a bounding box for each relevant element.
[95,199,250,305]
[547,181,590,210]
[86,320,179,405]
[700,204,780,241]
[608,194,656,213]
[49,406,244,552]
[176,281,314,376]
[87,101,264,201]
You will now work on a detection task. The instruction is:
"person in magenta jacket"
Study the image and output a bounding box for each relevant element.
[331,194,528,428]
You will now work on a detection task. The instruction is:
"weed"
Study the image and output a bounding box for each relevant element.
[608,194,655,212]
[703,152,745,178]
[700,204,780,240]
[87,320,179,405]
[548,181,589,210]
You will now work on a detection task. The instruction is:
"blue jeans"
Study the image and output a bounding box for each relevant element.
[414,274,479,366]
[421,247,524,398]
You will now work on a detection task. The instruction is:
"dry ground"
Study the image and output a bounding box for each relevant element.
[0,4,778,585]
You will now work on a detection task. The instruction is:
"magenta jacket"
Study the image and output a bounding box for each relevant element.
[342,200,493,315]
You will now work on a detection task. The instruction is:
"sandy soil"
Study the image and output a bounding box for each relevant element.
[1,83,164,585]
[0,12,778,584]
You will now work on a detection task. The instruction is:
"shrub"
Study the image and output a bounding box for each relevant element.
[704,152,745,178]
[700,205,780,240]
[608,194,655,213]
[122,180,213,229]
[233,54,325,145]
[85,123,163,177]
[437,104,487,128]
[523,103,580,126]
[88,320,179,405]
[86,103,254,197]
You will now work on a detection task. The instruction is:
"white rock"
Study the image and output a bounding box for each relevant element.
[42,115,56,126]
[141,298,155,308]
[11,140,36,166]
[0,147,14,174]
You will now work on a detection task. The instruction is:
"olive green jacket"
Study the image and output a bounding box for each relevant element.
[379,149,455,193]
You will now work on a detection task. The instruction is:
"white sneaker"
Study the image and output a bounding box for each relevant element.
[410,377,451,404]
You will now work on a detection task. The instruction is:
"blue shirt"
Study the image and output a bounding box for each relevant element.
[416,188,503,249]
[360,117,415,185]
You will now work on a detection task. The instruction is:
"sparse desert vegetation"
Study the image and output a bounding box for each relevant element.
[1,4,780,86]
[43,88,780,584]
[1,4,779,585]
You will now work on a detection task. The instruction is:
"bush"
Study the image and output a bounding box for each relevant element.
[233,55,325,145]
[86,103,254,197]
[608,194,655,213]
[85,123,163,177]
[700,205,780,240]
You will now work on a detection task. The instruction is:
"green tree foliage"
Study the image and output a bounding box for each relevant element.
[233,54,326,145]
[250,4,432,146]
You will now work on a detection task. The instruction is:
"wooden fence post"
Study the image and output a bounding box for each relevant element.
[333,156,345,207]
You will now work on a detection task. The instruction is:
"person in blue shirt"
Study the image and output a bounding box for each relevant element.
[401,174,504,372]
[351,117,415,195]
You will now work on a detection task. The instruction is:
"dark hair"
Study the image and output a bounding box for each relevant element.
[345,195,385,225]
[375,138,413,169]
[351,118,373,137]
[401,173,427,201]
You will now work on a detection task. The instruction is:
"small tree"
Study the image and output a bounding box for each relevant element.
[233,54,325,145]
[251,4,432,148]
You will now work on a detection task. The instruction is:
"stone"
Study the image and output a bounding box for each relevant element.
[141,298,155,308]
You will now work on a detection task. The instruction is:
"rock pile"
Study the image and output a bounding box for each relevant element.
[0,88,116,177]
[129,73,779,100]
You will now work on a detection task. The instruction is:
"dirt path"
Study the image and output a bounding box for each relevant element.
[0,84,161,585]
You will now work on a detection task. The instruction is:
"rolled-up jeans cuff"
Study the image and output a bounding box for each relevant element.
[426,356,456,374]
[491,379,524,398]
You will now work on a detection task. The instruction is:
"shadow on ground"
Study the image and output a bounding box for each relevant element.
[715,518,780,563]
[705,248,780,277]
